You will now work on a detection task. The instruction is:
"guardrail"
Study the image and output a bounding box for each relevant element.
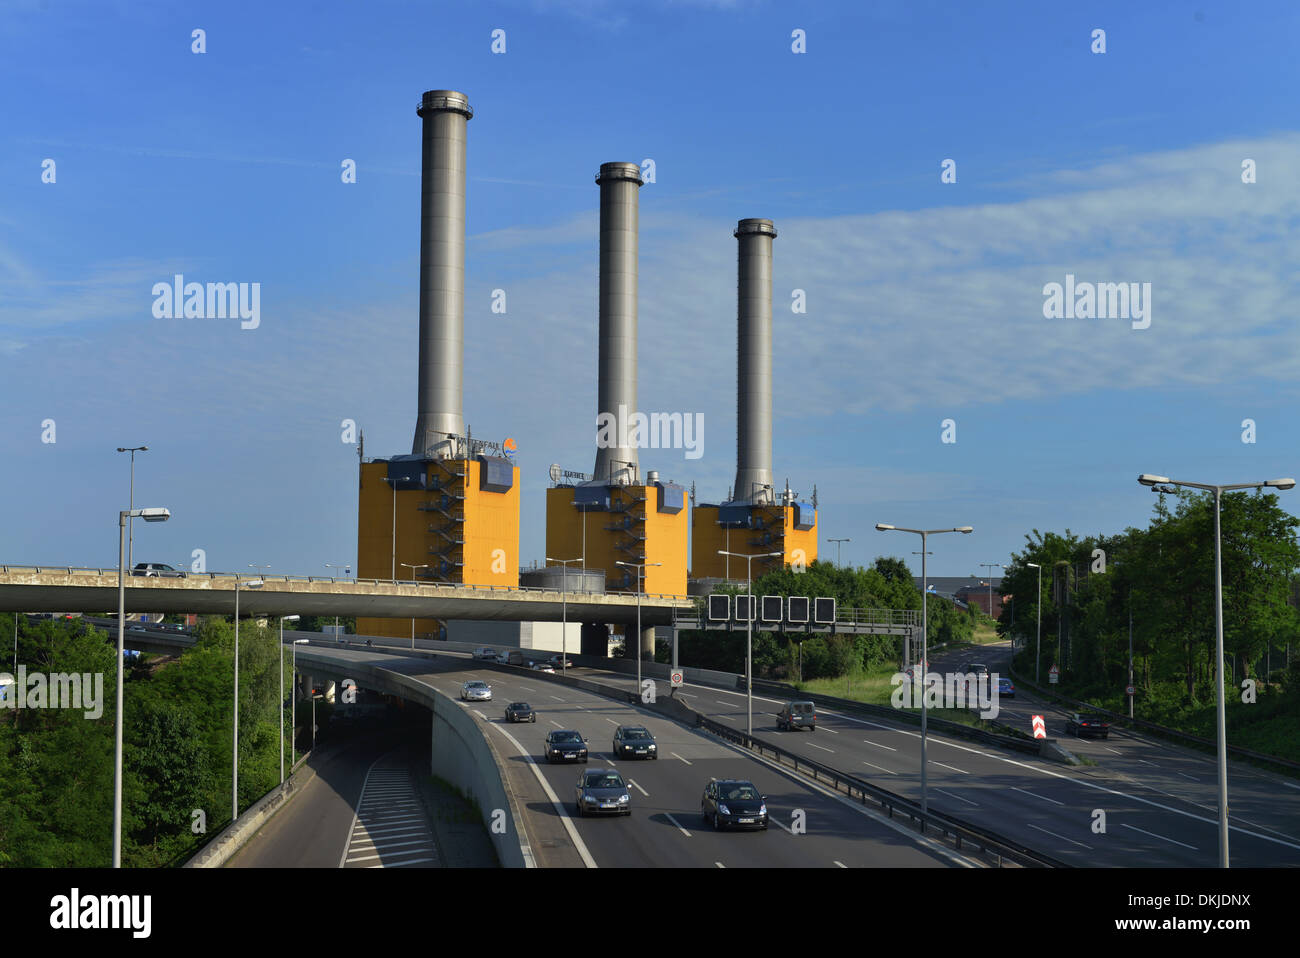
[1005,664,1300,774]
[695,714,1068,868]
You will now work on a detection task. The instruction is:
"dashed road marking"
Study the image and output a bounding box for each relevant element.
[1027,822,1092,850]
[1010,786,1065,807]
[1121,823,1197,850]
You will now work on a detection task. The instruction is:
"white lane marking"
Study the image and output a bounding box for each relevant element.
[628,779,649,797]
[833,860,848,868]
[934,788,979,807]
[350,828,427,842]
[842,716,1300,852]
[339,755,386,868]
[671,752,693,765]
[549,720,563,727]
[348,839,433,855]
[862,739,897,751]
[930,760,969,775]
[769,815,793,833]
[1284,782,1300,791]
[862,760,895,775]
[678,692,696,698]
[1027,822,1092,850]
[714,861,725,868]
[517,685,536,692]
[664,813,692,837]
[714,701,732,707]
[490,723,598,869]
[1009,786,1065,807]
[1177,772,1198,781]
[1098,745,1122,754]
[386,857,436,867]
[549,695,566,701]
[473,709,487,719]
[1121,823,1197,850]
[818,726,838,734]
[1136,759,1159,767]
[605,718,620,726]
[809,743,835,753]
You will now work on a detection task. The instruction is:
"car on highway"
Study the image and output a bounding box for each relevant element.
[504,701,536,723]
[494,652,511,664]
[131,562,186,578]
[128,624,147,633]
[472,647,497,661]
[547,654,567,668]
[574,768,631,816]
[544,730,588,763]
[460,680,493,702]
[776,700,816,731]
[701,778,768,831]
[1066,711,1111,739]
[612,725,657,759]
[997,676,1015,699]
[530,662,555,673]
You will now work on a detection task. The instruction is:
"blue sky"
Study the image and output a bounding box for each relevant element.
[2,0,1298,581]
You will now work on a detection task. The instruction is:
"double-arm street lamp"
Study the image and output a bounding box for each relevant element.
[615,561,662,705]
[548,557,583,672]
[717,550,782,737]
[1026,562,1042,683]
[279,615,299,784]
[1138,473,1294,868]
[232,575,264,822]
[875,524,972,815]
[115,446,148,570]
[828,538,850,568]
[114,505,169,868]
[400,562,429,648]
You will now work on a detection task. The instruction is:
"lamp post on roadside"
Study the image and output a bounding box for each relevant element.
[548,557,583,672]
[876,523,973,816]
[716,550,782,737]
[1138,473,1295,869]
[115,446,148,570]
[325,563,350,639]
[232,575,264,822]
[978,563,1003,622]
[113,505,169,869]
[381,477,399,580]
[615,561,662,705]
[279,615,299,783]
[292,639,309,767]
[1026,563,1042,684]
[400,563,429,648]
[828,538,850,568]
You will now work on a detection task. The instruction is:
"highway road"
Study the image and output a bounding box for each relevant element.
[544,645,1300,867]
[326,651,971,869]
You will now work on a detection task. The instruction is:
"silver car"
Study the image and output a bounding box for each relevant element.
[460,680,492,702]
[574,768,631,817]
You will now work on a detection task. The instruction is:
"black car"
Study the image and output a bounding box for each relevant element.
[1066,712,1111,739]
[612,725,657,759]
[131,562,186,578]
[504,702,536,723]
[574,769,631,817]
[701,778,768,831]
[545,730,589,763]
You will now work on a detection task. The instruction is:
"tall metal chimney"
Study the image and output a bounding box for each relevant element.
[412,90,472,457]
[733,218,776,504]
[593,162,644,485]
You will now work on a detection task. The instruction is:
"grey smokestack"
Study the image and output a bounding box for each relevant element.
[412,90,472,457]
[733,218,776,503]
[593,162,643,485]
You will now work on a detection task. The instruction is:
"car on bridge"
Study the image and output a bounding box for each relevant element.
[544,730,588,763]
[701,778,768,831]
[575,768,631,816]
[504,702,535,723]
[612,725,657,759]
[1066,711,1111,739]
[473,647,497,661]
[131,562,186,578]
[460,680,493,702]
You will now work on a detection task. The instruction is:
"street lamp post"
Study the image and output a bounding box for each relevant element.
[115,446,148,570]
[615,560,662,705]
[279,615,299,783]
[292,639,309,767]
[876,523,973,816]
[400,562,429,648]
[828,538,850,568]
[113,505,169,868]
[232,575,264,823]
[716,550,782,737]
[1138,473,1294,869]
[548,557,583,672]
[978,563,1003,621]
[381,477,398,580]
[1026,563,1042,684]
[325,563,350,638]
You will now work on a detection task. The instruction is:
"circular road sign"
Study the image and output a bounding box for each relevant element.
[1126,685,1136,695]
[670,670,684,687]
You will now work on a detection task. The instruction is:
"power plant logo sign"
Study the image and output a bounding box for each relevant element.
[503,437,517,461]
